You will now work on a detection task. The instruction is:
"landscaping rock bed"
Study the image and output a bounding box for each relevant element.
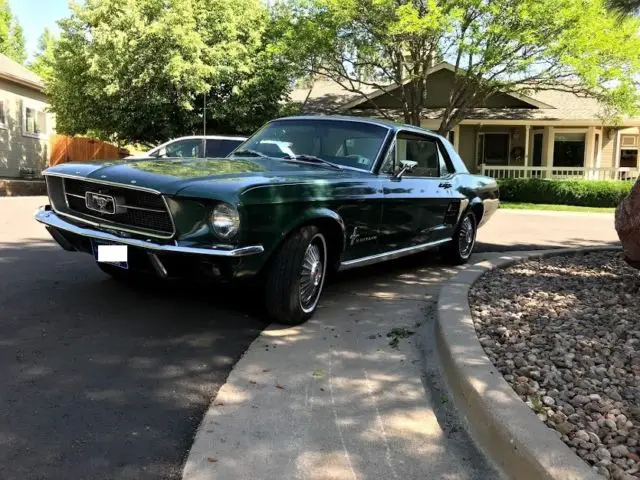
[469,251,640,479]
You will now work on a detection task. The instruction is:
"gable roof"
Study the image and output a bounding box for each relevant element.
[290,62,625,123]
[0,54,44,92]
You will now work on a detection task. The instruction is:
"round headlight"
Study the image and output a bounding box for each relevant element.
[210,203,240,239]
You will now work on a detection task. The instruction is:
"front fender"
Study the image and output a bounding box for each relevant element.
[280,207,346,252]
[235,205,346,279]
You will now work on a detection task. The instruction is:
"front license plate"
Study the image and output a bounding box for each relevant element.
[91,240,129,269]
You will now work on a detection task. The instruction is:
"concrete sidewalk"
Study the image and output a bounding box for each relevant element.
[183,255,504,480]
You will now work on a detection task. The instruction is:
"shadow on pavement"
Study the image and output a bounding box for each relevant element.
[0,240,264,480]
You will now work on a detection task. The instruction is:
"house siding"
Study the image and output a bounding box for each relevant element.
[356,69,534,110]
[0,78,52,178]
[458,125,477,172]
[600,128,616,169]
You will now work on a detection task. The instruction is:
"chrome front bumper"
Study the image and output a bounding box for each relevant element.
[34,205,264,257]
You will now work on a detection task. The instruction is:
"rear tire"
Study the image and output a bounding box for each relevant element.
[265,226,327,325]
[441,211,477,265]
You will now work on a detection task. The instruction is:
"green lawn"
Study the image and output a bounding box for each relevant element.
[500,202,615,213]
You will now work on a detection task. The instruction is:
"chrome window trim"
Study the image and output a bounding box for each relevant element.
[45,172,177,240]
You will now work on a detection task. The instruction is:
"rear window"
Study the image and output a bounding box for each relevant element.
[206,139,245,158]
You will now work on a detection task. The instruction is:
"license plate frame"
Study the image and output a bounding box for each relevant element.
[91,239,129,270]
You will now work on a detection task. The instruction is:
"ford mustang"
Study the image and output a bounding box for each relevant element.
[34,115,499,325]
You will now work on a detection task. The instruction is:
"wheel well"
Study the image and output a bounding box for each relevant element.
[302,217,345,272]
[470,202,484,226]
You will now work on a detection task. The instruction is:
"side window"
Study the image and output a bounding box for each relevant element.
[165,139,202,157]
[378,143,396,174]
[396,133,440,177]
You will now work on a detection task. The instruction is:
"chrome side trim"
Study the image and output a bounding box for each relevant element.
[34,206,263,258]
[338,238,451,271]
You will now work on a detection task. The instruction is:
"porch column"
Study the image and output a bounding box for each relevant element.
[585,126,595,179]
[543,126,555,178]
[524,125,530,167]
[453,125,460,152]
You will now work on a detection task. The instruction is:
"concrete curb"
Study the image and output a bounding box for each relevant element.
[435,246,622,480]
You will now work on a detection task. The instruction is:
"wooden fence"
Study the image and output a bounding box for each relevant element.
[49,135,130,167]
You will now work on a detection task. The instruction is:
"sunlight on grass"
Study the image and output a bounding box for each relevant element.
[500,202,614,213]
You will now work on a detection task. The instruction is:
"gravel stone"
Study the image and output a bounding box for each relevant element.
[470,252,640,479]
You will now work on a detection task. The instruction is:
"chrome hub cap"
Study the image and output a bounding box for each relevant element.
[299,237,325,313]
[458,216,475,257]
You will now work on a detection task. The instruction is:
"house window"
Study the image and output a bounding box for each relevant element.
[479,133,510,165]
[23,105,46,137]
[553,132,585,167]
[532,133,543,167]
[621,135,638,148]
[620,149,638,168]
[0,100,7,127]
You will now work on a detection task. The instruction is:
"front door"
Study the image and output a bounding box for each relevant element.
[378,131,455,253]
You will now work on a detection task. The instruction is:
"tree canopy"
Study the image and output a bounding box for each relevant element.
[47,0,295,146]
[275,0,640,134]
[28,28,56,82]
[0,0,26,64]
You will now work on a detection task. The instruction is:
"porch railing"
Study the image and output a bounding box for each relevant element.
[480,165,639,181]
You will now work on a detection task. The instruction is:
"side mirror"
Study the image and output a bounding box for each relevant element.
[394,160,418,179]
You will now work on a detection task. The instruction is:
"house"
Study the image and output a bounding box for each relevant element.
[0,53,54,179]
[290,63,640,181]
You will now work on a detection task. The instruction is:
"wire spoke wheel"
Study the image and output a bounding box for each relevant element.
[299,234,326,313]
[458,215,475,258]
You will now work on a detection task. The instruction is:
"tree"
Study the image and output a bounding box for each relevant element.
[29,28,57,81]
[0,0,26,64]
[607,0,640,14]
[276,0,640,135]
[48,0,294,146]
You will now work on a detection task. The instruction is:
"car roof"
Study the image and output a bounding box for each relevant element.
[165,135,247,141]
[273,115,440,137]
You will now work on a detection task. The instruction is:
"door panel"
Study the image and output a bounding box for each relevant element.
[378,131,455,253]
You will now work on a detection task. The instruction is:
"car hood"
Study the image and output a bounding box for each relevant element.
[43,156,365,197]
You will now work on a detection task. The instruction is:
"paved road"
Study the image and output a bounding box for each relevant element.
[0,197,265,480]
[0,197,619,480]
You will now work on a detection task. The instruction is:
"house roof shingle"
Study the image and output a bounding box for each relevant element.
[0,53,44,91]
[290,66,638,123]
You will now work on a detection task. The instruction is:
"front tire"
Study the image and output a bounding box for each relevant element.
[265,226,327,325]
[441,211,477,265]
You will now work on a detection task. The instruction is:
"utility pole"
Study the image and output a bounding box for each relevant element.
[203,91,207,136]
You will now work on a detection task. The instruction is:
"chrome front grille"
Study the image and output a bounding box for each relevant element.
[47,176,175,238]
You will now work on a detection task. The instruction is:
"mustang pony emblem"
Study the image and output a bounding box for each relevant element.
[85,192,116,214]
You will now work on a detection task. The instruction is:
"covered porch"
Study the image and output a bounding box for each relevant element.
[423,119,640,181]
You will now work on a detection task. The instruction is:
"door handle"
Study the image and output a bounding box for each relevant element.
[439,182,452,189]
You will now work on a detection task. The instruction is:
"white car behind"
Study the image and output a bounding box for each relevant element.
[127,135,248,159]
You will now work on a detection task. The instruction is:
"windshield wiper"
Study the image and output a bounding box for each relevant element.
[230,149,268,158]
[283,154,343,170]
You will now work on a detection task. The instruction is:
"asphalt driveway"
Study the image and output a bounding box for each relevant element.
[0,197,265,480]
[0,197,619,480]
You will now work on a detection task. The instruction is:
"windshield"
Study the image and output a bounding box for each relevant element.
[231,119,389,170]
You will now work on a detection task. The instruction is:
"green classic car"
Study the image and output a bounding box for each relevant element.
[34,115,499,325]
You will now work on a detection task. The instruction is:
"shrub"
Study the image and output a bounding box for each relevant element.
[497,178,633,208]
